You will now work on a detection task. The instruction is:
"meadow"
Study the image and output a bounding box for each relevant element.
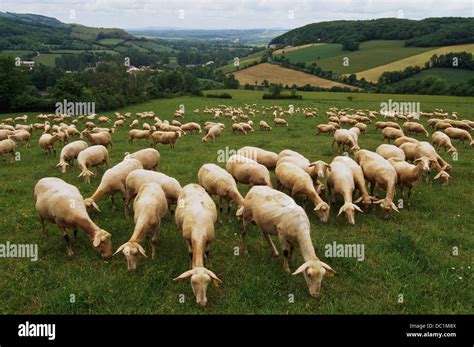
[0,90,472,314]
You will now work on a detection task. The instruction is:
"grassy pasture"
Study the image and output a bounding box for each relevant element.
[216,50,265,74]
[394,68,474,86]
[0,90,472,314]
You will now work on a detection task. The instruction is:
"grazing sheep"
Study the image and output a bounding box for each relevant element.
[399,142,418,162]
[114,183,168,271]
[56,140,88,173]
[34,177,112,257]
[83,131,112,147]
[237,146,278,171]
[444,127,474,147]
[124,169,182,217]
[393,136,419,147]
[273,118,288,126]
[326,158,363,224]
[382,127,404,143]
[434,170,451,185]
[173,184,221,307]
[129,119,139,128]
[201,124,223,143]
[238,186,335,297]
[354,149,399,218]
[275,161,330,223]
[414,141,452,174]
[8,130,30,147]
[259,120,272,130]
[77,145,109,184]
[354,122,367,133]
[0,129,13,140]
[388,157,434,206]
[332,129,360,152]
[180,122,202,133]
[376,144,406,161]
[232,123,247,135]
[128,148,160,170]
[128,129,151,143]
[402,122,429,138]
[375,121,388,131]
[38,134,59,156]
[150,131,180,149]
[198,163,244,221]
[432,131,457,154]
[0,139,16,162]
[84,159,143,215]
[434,121,453,130]
[226,154,272,187]
[316,124,337,135]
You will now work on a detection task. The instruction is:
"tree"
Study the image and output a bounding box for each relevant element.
[223,74,239,89]
[268,83,283,96]
[53,75,85,102]
[0,56,29,112]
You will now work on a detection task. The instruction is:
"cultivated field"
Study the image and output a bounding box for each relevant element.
[0,90,472,314]
[231,63,357,89]
[356,43,474,82]
[272,43,324,55]
[395,68,474,86]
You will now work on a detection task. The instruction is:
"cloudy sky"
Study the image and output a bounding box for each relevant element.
[0,0,473,29]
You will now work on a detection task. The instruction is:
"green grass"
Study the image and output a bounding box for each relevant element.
[0,90,472,314]
[217,51,265,74]
[32,53,62,67]
[396,68,474,85]
[98,38,124,46]
[0,50,35,58]
[275,40,434,75]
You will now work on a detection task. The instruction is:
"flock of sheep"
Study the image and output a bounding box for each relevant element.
[0,103,471,306]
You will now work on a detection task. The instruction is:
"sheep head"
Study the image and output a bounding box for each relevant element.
[337,202,363,225]
[434,170,450,186]
[308,161,331,179]
[114,241,147,271]
[78,169,94,184]
[414,157,433,175]
[314,202,330,224]
[375,198,399,218]
[92,229,112,258]
[84,198,101,212]
[292,260,335,297]
[56,161,69,174]
[173,267,222,306]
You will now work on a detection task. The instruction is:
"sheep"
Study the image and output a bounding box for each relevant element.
[393,136,419,147]
[232,123,247,135]
[34,177,112,257]
[332,129,360,152]
[114,183,168,271]
[259,120,272,130]
[273,118,288,126]
[237,146,278,171]
[382,127,404,143]
[376,144,406,161]
[198,163,244,221]
[128,129,151,143]
[434,121,452,130]
[414,141,452,174]
[354,149,399,218]
[239,123,254,133]
[77,145,109,184]
[201,124,223,143]
[84,159,143,215]
[83,131,112,147]
[326,158,363,224]
[8,130,30,147]
[226,154,272,187]
[399,142,418,162]
[56,141,88,173]
[316,124,337,135]
[0,129,13,140]
[127,148,160,170]
[150,131,180,149]
[354,122,367,133]
[402,122,429,138]
[388,157,435,206]
[38,134,59,156]
[432,131,457,154]
[444,127,474,147]
[375,121,388,131]
[275,161,330,223]
[238,186,335,297]
[129,119,139,128]
[385,121,402,129]
[434,170,451,185]
[114,119,124,127]
[180,122,202,133]
[0,139,16,163]
[124,169,182,217]
[173,184,221,306]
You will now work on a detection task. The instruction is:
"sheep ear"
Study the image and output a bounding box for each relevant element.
[391,202,400,213]
[113,243,127,256]
[354,197,363,203]
[319,261,336,276]
[314,202,326,211]
[78,172,84,177]
[93,234,102,247]
[434,172,442,180]
[292,262,310,276]
[325,164,331,172]
[173,270,194,281]
[205,269,222,286]
[374,199,383,205]
[92,201,101,212]
[236,206,244,218]
[137,243,148,258]
[353,204,363,212]
[337,205,345,217]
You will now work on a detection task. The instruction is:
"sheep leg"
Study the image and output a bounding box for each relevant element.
[73,228,78,242]
[60,226,74,256]
[218,196,223,224]
[111,195,116,212]
[227,199,232,223]
[185,239,193,268]
[263,233,279,257]
[241,219,250,256]
[151,222,160,259]
[40,218,46,237]
[122,196,127,218]
[407,188,412,208]
[279,234,293,273]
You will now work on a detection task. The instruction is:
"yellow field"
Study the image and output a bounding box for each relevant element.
[272,43,324,55]
[355,43,474,82]
[232,63,358,89]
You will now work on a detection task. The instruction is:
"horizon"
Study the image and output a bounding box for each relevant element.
[0,0,473,30]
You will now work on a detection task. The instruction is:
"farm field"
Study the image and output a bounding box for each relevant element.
[393,68,474,86]
[0,90,472,314]
[231,63,358,89]
[273,41,433,75]
[272,43,324,55]
[356,43,474,82]
[217,50,265,74]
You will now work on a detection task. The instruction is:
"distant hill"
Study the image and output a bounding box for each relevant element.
[270,17,474,48]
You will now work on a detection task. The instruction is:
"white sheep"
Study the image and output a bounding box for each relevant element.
[56,140,88,173]
[77,145,109,184]
[332,129,360,152]
[128,148,160,170]
[226,154,272,187]
[382,127,404,143]
[0,139,16,162]
[173,184,221,306]
[444,127,474,147]
[376,144,406,161]
[34,177,112,257]
[259,120,272,130]
[39,133,59,156]
[237,146,278,171]
[432,131,457,154]
[201,124,223,143]
[238,186,335,297]
[128,129,151,143]
[151,131,180,148]
[83,131,112,147]
[273,118,288,126]
[114,182,168,271]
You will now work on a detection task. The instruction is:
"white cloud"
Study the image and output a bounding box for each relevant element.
[0,0,472,29]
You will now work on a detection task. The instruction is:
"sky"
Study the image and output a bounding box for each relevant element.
[0,0,473,30]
